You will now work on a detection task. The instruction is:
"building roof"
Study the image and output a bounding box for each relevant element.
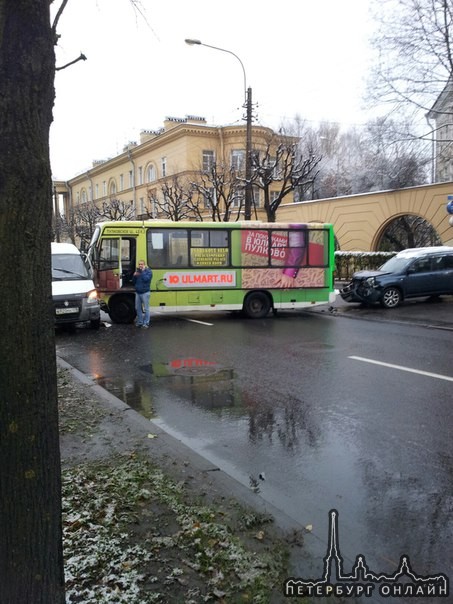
[426,77,453,119]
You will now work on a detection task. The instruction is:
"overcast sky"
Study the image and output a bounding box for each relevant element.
[50,0,376,180]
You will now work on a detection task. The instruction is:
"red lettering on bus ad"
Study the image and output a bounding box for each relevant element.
[164,271,236,288]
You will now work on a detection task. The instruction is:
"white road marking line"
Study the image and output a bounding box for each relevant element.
[349,356,453,382]
[184,318,214,326]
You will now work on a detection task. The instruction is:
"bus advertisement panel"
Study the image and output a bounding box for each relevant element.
[87,220,335,323]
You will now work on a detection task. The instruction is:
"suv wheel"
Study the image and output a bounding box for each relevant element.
[380,287,402,308]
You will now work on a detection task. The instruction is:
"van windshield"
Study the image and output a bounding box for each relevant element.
[52,254,90,281]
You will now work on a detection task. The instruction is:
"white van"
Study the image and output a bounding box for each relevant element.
[51,242,101,329]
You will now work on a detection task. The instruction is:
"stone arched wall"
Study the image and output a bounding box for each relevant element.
[277,181,453,251]
[371,212,420,250]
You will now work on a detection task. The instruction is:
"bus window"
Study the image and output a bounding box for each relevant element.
[99,238,120,270]
[169,231,189,266]
[191,230,228,248]
[239,229,270,267]
[306,230,328,266]
[120,238,136,286]
[190,230,229,267]
[269,229,307,268]
[97,237,136,288]
[147,229,189,268]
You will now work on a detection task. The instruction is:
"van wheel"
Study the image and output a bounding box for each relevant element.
[109,295,135,323]
[380,287,402,308]
[243,292,271,318]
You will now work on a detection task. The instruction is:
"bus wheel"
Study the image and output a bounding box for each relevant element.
[243,292,271,319]
[109,295,135,324]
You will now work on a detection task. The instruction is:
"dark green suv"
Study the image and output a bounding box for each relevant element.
[340,246,453,308]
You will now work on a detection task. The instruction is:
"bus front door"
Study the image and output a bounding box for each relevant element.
[96,238,136,288]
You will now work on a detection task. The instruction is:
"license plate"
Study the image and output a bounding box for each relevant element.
[56,307,78,315]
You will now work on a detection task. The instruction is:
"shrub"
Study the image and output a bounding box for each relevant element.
[334,251,396,281]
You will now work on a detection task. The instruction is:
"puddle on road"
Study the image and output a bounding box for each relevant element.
[140,358,238,411]
[94,357,240,418]
[94,375,156,419]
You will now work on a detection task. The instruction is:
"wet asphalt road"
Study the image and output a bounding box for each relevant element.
[55,300,453,603]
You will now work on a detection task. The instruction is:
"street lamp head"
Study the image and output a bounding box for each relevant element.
[185,38,202,46]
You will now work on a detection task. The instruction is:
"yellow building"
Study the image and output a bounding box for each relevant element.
[54,116,293,223]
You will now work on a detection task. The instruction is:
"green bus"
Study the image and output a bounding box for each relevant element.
[87,220,336,322]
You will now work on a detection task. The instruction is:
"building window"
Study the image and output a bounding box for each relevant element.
[103,181,107,196]
[138,167,143,185]
[231,190,244,207]
[109,180,117,196]
[148,188,157,218]
[268,157,282,179]
[202,150,215,172]
[88,186,92,202]
[95,184,99,199]
[271,191,280,204]
[203,187,216,208]
[147,164,156,182]
[119,174,124,192]
[231,149,245,172]
[252,186,260,208]
[129,170,133,188]
[161,157,167,177]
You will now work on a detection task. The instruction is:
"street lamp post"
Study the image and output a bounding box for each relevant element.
[185,38,253,220]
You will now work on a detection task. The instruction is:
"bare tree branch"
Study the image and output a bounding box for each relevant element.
[190,162,244,222]
[51,0,70,42]
[251,138,321,221]
[146,177,203,221]
[369,0,453,116]
[55,52,87,71]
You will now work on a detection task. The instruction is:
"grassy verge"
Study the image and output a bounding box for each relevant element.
[62,453,289,603]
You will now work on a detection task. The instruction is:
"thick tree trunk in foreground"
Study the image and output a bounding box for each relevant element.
[0,1,65,602]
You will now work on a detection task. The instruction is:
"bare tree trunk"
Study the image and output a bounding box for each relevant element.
[0,1,65,602]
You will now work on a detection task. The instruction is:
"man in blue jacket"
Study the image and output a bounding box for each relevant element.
[132,260,153,328]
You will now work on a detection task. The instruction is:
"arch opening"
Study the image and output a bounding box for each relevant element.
[374,214,441,251]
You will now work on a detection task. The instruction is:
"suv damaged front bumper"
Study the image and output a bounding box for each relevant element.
[340,280,381,304]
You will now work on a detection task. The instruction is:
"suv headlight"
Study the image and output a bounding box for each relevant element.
[365,276,376,286]
[86,289,98,304]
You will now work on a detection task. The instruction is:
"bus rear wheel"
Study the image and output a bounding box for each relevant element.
[109,295,136,324]
[243,292,271,319]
